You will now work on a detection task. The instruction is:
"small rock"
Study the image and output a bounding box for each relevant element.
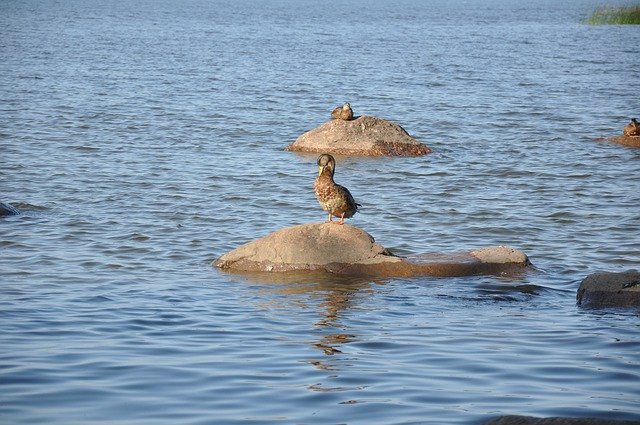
[0,201,20,217]
[287,115,431,156]
[577,270,640,308]
[481,415,640,425]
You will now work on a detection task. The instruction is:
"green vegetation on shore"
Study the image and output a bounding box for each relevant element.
[584,5,640,24]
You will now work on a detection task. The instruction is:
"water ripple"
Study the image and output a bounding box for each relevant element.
[2,1,640,424]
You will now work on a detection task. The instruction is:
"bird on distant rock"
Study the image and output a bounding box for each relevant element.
[331,102,354,121]
[314,153,360,224]
[623,118,639,136]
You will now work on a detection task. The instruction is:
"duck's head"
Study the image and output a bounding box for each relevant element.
[317,153,336,177]
[632,118,638,125]
[343,103,351,110]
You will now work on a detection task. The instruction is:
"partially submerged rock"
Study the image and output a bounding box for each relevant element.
[577,269,640,308]
[286,115,431,156]
[598,135,640,147]
[482,415,640,425]
[213,223,530,278]
[0,201,20,217]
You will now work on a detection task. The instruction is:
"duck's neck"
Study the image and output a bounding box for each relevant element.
[318,170,335,183]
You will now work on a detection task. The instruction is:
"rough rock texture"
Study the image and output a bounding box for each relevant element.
[214,223,399,273]
[286,115,431,156]
[482,415,640,425]
[577,269,640,308]
[0,201,20,217]
[213,223,530,277]
[599,135,640,147]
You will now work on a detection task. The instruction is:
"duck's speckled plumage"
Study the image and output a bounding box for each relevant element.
[314,154,360,224]
[331,102,354,121]
[623,118,639,136]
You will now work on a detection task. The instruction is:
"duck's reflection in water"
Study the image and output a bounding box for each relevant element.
[312,286,360,357]
[235,270,379,369]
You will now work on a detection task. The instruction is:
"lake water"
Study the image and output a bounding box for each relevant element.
[1,0,640,424]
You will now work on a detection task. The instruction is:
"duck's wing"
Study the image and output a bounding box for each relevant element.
[336,184,359,211]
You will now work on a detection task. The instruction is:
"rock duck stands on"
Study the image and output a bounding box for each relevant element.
[213,222,531,277]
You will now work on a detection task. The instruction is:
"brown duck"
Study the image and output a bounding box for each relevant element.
[331,102,354,121]
[314,154,360,224]
[623,118,639,136]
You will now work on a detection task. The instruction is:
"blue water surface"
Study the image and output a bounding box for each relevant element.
[1,0,639,424]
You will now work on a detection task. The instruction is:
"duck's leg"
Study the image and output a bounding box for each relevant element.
[337,213,346,225]
[327,213,333,223]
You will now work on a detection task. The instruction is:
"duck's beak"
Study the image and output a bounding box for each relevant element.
[318,165,324,176]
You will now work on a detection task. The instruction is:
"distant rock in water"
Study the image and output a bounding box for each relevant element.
[287,115,431,156]
[0,201,20,217]
[577,269,640,308]
[482,415,640,425]
[213,222,530,278]
[598,135,640,147]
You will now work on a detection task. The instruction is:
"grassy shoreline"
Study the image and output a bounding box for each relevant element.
[584,5,640,24]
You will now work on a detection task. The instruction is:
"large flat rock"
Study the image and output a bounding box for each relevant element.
[286,115,431,156]
[213,223,530,278]
[577,269,640,308]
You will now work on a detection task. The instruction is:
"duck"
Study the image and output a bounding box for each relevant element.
[314,153,360,224]
[331,102,354,121]
[623,118,639,136]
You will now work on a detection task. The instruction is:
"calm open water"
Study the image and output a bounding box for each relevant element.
[1,0,640,424]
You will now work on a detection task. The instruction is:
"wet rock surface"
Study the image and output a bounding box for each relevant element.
[577,269,640,308]
[286,115,431,156]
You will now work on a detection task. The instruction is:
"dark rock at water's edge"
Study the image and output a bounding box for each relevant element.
[481,415,640,425]
[0,201,20,217]
[597,135,640,147]
[577,269,640,308]
[286,115,431,156]
[213,222,530,278]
